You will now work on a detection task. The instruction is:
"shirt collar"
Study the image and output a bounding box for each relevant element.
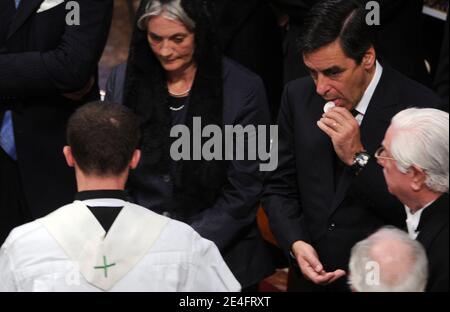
[354,60,383,116]
[75,190,129,207]
[404,199,436,239]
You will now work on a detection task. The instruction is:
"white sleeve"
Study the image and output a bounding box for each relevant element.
[0,246,18,292]
[190,235,241,292]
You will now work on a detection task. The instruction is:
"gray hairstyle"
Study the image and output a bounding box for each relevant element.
[390,108,449,193]
[137,0,196,31]
[349,227,428,292]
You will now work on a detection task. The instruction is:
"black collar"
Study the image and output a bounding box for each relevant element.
[416,193,449,232]
[75,190,128,202]
[74,190,128,233]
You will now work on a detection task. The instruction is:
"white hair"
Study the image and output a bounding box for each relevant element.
[349,227,428,292]
[390,108,449,193]
[137,0,196,31]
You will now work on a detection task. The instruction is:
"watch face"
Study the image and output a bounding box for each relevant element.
[352,152,371,175]
[356,153,370,166]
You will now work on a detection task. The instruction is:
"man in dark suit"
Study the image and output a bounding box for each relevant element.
[0,0,113,243]
[262,0,442,291]
[376,107,448,292]
[272,0,431,86]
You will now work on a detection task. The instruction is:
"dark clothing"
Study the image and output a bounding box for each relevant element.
[105,61,128,105]
[271,0,315,82]
[117,2,276,286]
[271,0,314,21]
[372,0,431,86]
[75,190,128,233]
[0,148,30,244]
[273,0,431,86]
[262,65,442,291]
[416,194,449,292]
[213,0,284,120]
[106,57,276,288]
[106,65,187,217]
[134,92,192,217]
[75,189,129,202]
[434,15,449,112]
[0,0,16,48]
[0,0,113,244]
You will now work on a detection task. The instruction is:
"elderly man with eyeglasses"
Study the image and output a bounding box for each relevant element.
[376,108,449,292]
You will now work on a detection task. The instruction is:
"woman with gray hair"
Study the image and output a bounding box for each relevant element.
[349,227,428,292]
[108,0,276,290]
[376,107,449,292]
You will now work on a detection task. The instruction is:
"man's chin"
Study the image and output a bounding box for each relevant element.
[335,100,356,111]
[333,99,347,108]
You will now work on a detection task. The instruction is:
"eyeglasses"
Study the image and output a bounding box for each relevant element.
[374,146,396,161]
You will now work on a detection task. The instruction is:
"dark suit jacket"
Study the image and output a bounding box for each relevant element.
[434,15,449,112]
[106,58,276,288]
[416,194,449,292]
[105,62,127,104]
[272,0,431,86]
[213,0,284,120]
[262,64,442,291]
[0,1,113,224]
[271,0,315,22]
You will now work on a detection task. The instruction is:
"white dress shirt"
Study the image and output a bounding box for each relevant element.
[353,60,383,125]
[404,200,436,240]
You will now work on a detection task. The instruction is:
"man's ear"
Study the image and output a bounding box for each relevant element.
[63,146,75,168]
[363,46,376,69]
[409,165,427,192]
[130,149,141,170]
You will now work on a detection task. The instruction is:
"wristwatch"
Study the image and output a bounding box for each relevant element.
[351,151,371,175]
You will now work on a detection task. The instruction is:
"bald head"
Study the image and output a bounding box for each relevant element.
[370,231,416,287]
[349,227,428,292]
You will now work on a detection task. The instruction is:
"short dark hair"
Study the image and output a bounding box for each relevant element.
[66,102,141,176]
[300,0,374,64]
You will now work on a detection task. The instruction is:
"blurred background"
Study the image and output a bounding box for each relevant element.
[98,0,139,91]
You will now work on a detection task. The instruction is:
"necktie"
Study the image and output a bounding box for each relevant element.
[0,0,20,160]
[350,109,357,116]
[352,108,364,125]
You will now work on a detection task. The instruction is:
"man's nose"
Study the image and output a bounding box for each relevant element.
[316,75,331,97]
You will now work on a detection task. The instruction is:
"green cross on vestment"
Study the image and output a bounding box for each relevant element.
[94,256,116,278]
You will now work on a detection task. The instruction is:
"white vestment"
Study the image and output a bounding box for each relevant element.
[0,201,241,292]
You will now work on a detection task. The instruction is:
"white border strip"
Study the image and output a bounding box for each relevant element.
[423,5,447,21]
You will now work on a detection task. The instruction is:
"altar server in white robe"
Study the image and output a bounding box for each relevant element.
[0,102,241,292]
